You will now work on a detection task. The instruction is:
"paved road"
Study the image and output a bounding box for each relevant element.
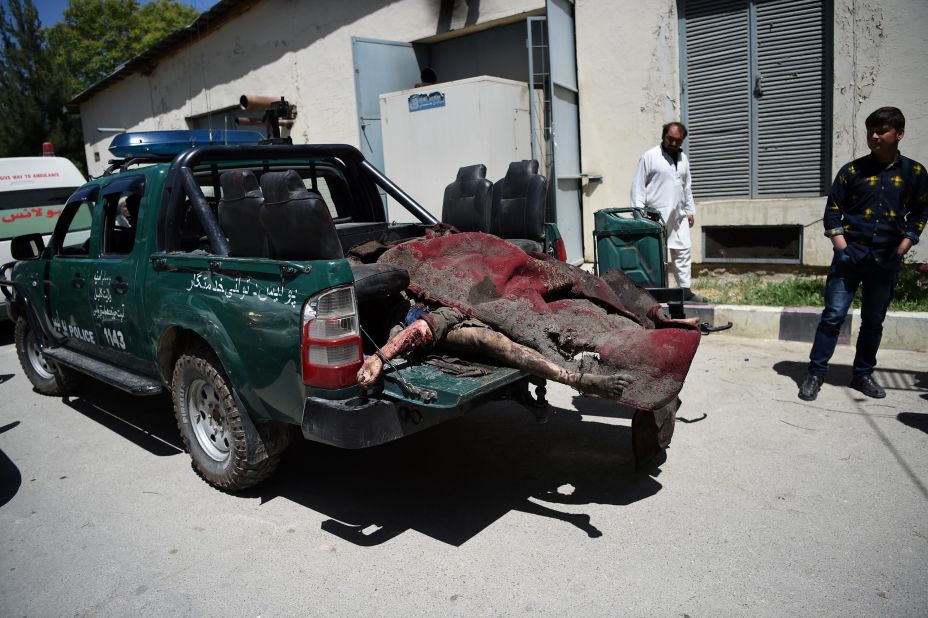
[1,323,926,616]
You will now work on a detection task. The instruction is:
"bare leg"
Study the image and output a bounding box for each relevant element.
[359,320,634,399]
[357,320,434,388]
[442,327,633,399]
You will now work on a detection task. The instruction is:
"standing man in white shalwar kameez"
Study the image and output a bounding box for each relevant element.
[630,122,707,303]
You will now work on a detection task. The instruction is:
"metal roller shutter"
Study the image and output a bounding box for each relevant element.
[683,0,751,197]
[755,0,829,195]
[682,0,830,198]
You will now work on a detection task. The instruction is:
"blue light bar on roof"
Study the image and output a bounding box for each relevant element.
[108,130,264,158]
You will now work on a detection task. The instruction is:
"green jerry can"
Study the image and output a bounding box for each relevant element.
[593,207,668,287]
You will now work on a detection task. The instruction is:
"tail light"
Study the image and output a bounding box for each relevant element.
[554,238,567,261]
[301,285,363,389]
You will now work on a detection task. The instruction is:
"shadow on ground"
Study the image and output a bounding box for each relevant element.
[897,413,928,435]
[0,421,22,508]
[250,397,662,547]
[25,374,663,547]
[773,360,928,398]
[0,320,13,346]
[62,382,183,456]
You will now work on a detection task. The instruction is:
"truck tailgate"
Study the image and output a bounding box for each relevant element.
[380,358,526,408]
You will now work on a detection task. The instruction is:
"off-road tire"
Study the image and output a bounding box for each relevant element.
[172,347,281,492]
[14,316,79,396]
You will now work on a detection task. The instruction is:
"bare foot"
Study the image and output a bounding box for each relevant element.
[575,372,633,399]
[357,355,384,388]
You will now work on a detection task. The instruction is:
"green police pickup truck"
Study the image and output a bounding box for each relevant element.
[1,131,566,492]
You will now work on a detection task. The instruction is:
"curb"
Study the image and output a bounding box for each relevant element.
[681,304,928,353]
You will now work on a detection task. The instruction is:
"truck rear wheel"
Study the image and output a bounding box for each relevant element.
[14,317,79,396]
[171,348,280,491]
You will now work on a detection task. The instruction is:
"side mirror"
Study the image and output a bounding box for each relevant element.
[10,233,46,260]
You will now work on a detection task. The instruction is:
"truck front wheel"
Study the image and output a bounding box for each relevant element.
[14,317,78,396]
[172,349,280,491]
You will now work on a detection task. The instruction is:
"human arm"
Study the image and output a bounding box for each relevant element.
[357,320,434,388]
[823,166,849,247]
[629,155,650,210]
[900,165,928,254]
[896,237,913,256]
[682,157,697,223]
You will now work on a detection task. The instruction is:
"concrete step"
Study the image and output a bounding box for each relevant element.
[679,304,928,352]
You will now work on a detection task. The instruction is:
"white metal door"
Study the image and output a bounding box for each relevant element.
[351,37,421,173]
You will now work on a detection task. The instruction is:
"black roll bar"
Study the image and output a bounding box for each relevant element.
[178,166,231,256]
[360,160,439,225]
[160,144,439,252]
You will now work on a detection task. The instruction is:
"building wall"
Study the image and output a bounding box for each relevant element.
[79,0,543,177]
[80,0,928,266]
[574,0,681,264]
[575,0,928,266]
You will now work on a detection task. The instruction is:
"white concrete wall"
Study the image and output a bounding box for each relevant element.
[79,0,543,177]
[817,0,928,265]
[575,0,928,266]
[832,0,928,167]
[81,0,928,267]
[575,0,681,263]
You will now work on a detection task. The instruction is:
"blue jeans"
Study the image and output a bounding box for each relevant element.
[808,248,901,377]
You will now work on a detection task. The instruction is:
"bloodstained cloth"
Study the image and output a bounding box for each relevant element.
[377,232,701,410]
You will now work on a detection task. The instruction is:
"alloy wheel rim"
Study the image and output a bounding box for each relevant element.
[187,377,231,462]
[26,331,55,381]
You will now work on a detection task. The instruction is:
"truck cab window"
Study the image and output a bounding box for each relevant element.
[302,176,340,219]
[103,192,140,255]
[51,199,94,257]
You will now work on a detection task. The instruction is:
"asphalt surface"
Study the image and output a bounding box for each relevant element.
[0,322,926,616]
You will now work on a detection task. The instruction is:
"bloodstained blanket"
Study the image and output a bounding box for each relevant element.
[378,232,701,410]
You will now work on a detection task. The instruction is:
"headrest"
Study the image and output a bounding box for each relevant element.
[456,164,488,182]
[505,160,539,179]
[122,193,142,209]
[260,169,308,204]
[219,170,260,201]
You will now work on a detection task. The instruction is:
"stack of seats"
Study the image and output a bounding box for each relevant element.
[441,160,548,254]
[218,170,268,257]
[217,169,408,305]
[441,164,492,233]
[258,169,344,261]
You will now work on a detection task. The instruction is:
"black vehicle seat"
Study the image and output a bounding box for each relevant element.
[178,201,207,252]
[441,164,492,233]
[259,170,344,260]
[218,170,268,257]
[489,160,548,254]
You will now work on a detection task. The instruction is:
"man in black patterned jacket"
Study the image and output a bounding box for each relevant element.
[799,107,928,401]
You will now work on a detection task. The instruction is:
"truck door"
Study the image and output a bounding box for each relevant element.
[87,176,148,374]
[43,186,98,355]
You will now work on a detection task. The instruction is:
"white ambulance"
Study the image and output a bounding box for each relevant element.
[0,156,89,319]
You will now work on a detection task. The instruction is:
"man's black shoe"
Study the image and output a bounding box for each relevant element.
[798,374,823,401]
[849,374,886,398]
[685,292,709,304]
[682,288,709,304]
